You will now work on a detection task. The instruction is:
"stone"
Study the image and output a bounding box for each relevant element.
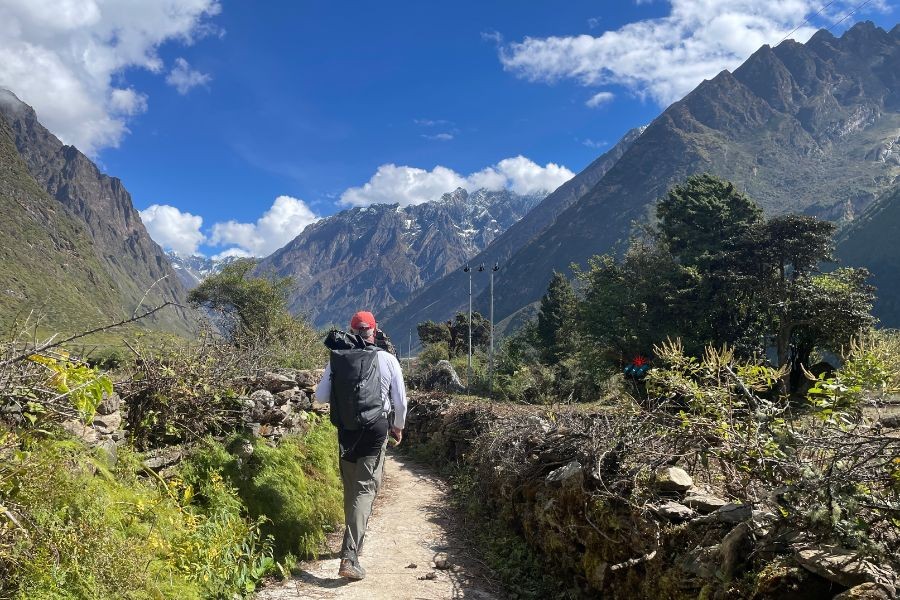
[406,563,417,569]
[794,546,896,592]
[1,401,23,415]
[833,583,894,599]
[250,389,275,409]
[683,492,728,514]
[681,545,718,579]
[61,419,99,444]
[654,466,694,492]
[418,572,437,581]
[143,446,184,470]
[311,401,329,415]
[546,461,583,484]
[96,391,120,415]
[259,372,296,393]
[238,397,255,411]
[652,501,695,522]
[879,414,900,429]
[715,503,753,524]
[275,388,302,406]
[422,360,465,393]
[92,411,122,434]
[96,438,118,466]
[433,553,450,570]
[295,370,320,391]
[720,522,753,578]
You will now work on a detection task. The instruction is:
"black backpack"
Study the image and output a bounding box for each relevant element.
[324,330,385,431]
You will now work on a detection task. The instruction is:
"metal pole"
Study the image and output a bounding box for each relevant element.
[488,263,500,398]
[408,330,412,371]
[467,268,472,394]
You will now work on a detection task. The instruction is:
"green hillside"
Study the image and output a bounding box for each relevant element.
[0,116,124,334]
[837,184,900,327]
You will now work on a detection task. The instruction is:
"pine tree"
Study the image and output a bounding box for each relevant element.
[536,271,576,365]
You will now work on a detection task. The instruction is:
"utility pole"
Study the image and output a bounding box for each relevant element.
[463,264,472,394]
[408,329,412,371]
[490,262,499,396]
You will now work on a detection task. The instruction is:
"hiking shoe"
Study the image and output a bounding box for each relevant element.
[338,558,366,580]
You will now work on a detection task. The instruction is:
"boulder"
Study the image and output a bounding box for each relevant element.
[794,546,896,592]
[295,370,321,392]
[546,461,583,485]
[275,388,304,406]
[833,583,894,599]
[652,500,695,522]
[61,419,99,444]
[250,389,275,409]
[258,372,296,393]
[433,552,450,570]
[720,522,754,579]
[96,391,120,415]
[143,445,184,470]
[92,411,122,434]
[654,466,694,492]
[684,492,728,514]
[714,503,753,524]
[879,414,900,429]
[421,360,465,393]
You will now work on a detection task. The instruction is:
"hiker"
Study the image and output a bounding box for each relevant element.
[315,310,407,581]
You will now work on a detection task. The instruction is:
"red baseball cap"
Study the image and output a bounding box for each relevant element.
[350,311,376,332]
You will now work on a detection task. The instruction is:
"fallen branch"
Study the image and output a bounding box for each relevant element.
[0,302,181,369]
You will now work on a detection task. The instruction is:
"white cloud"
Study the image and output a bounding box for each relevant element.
[166,57,211,95]
[499,0,889,106]
[0,0,221,155]
[422,132,454,141]
[340,156,575,208]
[139,204,205,256]
[209,195,319,256]
[581,138,608,149]
[211,247,253,261]
[586,91,615,108]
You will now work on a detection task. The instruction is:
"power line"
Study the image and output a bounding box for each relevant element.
[778,0,838,45]
[826,0,874,33]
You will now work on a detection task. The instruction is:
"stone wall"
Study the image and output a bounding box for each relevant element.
[402,394,898,600]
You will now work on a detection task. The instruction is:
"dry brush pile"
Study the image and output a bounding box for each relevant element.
[403,334,900,599]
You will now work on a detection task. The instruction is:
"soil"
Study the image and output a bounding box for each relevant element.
[255,452,498,600]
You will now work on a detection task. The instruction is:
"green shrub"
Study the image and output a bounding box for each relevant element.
[0,431,273,600]
[417,342,449,368]
[180,416,343,559]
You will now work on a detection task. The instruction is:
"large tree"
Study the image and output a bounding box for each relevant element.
[536,271,577,365]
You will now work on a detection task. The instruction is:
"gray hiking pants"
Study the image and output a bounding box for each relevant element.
[339,439,387,562]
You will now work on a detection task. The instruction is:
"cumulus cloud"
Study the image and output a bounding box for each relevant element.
[139,204,205,256]
[0,0,221,154]
[586,91,615,108]
[209,195,319,257]
[211,247,253,261]
[499,0,888,106]
[166,57,211,94]
[340,157,574,208]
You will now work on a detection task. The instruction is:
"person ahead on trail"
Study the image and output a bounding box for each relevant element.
[315,310,407,581]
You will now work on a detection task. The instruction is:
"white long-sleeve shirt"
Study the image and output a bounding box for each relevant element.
[315,349,408,429]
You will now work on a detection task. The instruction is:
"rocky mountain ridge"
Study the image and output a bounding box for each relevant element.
[384,22,900,337]
[257,187,544,327]
[166,252,241,290]
[0,89,195,334]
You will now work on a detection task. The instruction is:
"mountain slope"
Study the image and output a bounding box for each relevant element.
[0,114,125,332]
[167,252,240,290]
[378,125,646,339]
[257,188,543,326]
[836,183,900,327]
[0,89,195,334]
[449,22,900,331]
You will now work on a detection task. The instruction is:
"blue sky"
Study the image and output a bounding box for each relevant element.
[0,0,896,258]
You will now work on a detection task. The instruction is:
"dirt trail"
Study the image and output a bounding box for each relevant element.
[256,452,498,600]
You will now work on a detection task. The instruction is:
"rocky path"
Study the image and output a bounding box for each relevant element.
[255,452,498,600]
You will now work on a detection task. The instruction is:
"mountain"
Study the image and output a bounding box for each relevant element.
[256,188,544,327]
[0,89,195,334]
[836,183,900,327]
[378,124,646,341]
[0,110,129,332]
[386,22,900,340]
[166,252,240,289]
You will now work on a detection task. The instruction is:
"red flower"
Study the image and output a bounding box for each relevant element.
[632,355,648,367]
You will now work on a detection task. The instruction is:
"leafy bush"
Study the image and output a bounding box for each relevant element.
[417,342,449,369]
[0,431,274,599]
[180,416,343,559]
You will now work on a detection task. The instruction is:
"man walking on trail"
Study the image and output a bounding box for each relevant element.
[316,310,407,581]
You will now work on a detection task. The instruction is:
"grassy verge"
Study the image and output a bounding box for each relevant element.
[0,416,342,599]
